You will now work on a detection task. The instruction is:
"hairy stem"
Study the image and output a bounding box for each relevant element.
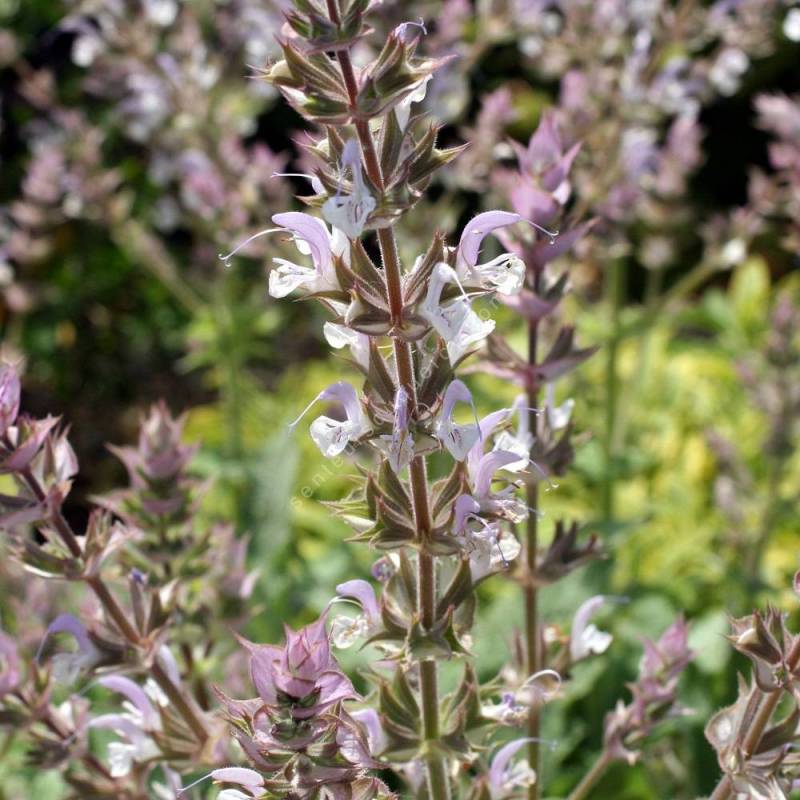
[567,750,613,800]
[328,14,450,798]
[526,300,541,800]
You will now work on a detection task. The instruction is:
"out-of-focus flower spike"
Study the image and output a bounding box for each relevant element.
[510,183,559,226]
[523,218,560,244]
[500,289,558,322]
[526,111,563,170]
[529,220,594,270]
[351,707,388,756]
[3,415,60,474]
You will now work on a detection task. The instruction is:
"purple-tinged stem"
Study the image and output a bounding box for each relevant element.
[567,750,612,800]
[526,272,542,800]
[326,4,449,796]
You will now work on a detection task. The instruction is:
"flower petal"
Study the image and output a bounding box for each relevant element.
[271,211,332,273]
[458,211,522,269]
[335,580,379,621]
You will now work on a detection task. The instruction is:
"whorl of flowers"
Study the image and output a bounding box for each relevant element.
[211,618,391,800]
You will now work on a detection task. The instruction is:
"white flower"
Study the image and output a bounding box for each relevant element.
[446,301,496,363]
[493,395,535,472]
[468,522,522,580]
[545,383,574,430]
[267,212,345,299]
[453,493,523,580]
[434,380,480,461]
[569,596,615,663]
[709,48,749,97]
[268,258,319,298]
[396,75,431,130]
[143,0,178,26]
[39,614,103,685]
[330,579,385,650]
[469,253,526,295]
[421,263,495,363]
[466,450,529,524]
[51,647,101,685]
[107,738,160,778]
[290,382,370,458]
[487,738,545,799]
[219,211,345,302]
[456,210,532,295]
[785,8,800,42]
[91,676,164,778]
[323,322,370,369]
[72,35,103,67]
[720,237,746,266]
[322,139,376,239]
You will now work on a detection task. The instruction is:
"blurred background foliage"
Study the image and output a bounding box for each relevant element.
[1,0,799,797]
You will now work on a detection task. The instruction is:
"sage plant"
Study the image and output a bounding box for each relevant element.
[216,2,692,798]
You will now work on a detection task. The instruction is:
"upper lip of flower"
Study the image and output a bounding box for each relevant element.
[434,379,481,461]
